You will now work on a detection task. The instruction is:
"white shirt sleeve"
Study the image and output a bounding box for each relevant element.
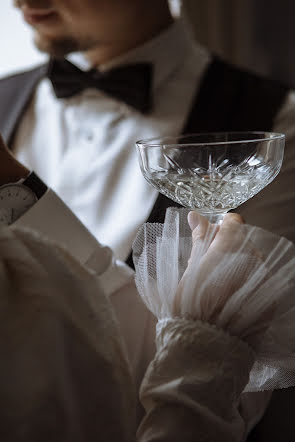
[14,189,106,266]
[13,188,134,293]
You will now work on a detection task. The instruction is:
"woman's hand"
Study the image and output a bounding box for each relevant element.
[174,212,264,322]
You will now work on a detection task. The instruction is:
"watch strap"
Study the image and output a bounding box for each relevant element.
[23,172,48,199]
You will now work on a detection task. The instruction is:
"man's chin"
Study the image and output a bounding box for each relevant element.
[33,34,80,58]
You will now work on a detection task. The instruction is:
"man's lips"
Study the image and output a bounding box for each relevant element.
[21,5,58,25]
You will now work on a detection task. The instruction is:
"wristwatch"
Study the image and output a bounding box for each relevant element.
[0,172,47,226]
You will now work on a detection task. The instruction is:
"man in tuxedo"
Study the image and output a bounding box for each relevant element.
[1,0,295,440]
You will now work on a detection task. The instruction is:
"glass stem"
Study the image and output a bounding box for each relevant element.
[205,212,227,225]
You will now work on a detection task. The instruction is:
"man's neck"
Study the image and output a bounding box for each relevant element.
[84,9,174,68]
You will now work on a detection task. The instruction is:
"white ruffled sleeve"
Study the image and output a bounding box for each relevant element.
[133,207,295,441]
[138,319,254,442]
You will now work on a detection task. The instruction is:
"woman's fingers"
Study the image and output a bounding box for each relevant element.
[207,213,245,254]
[221,212,244,227]
[188,212,219,255]
[187,211,199,231]
[187,212,246,259]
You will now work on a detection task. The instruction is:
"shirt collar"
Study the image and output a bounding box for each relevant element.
[67,19,196,93]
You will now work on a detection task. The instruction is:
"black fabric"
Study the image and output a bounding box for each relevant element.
[0,64,47,146]
[23,172,48,200]
[182,56,288,133]
[246,388,295,442]
[47,58,153,113]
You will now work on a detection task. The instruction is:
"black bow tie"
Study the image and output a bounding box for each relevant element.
[47,58,153,113]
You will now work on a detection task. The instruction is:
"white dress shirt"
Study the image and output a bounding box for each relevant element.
[10,17,295,439]
[13,20,210,262]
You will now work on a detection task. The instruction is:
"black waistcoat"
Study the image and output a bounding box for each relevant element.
[0,58,292,441]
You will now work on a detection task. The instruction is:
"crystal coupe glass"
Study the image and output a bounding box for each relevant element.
[136,132,285,224]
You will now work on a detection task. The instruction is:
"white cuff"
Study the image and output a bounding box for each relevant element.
[86,248,134,297]
[14,189,101,265]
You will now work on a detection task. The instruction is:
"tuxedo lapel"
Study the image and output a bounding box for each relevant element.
[0,64,48,146]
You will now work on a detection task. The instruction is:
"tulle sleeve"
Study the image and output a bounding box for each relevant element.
[133,207,295,442]
[133,207,295,393]
[137,318,255,442]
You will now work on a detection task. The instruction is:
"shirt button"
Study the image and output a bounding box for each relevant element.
[85,130,94,142]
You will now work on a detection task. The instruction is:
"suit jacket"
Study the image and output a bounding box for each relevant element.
[0,57,291,441]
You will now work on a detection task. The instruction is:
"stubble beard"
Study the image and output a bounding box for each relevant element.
[33,32,98,58]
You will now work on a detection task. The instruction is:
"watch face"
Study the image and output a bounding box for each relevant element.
[0,184,38,225]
